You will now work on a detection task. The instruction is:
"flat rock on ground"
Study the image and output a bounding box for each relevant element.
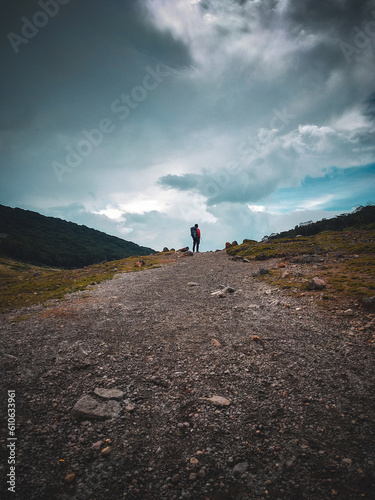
[0,250,374,499]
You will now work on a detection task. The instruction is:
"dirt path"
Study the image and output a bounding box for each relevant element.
[1,250,374,499]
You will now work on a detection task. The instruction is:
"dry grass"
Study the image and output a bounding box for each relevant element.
[227,230,375,309]
[0,252,178,313]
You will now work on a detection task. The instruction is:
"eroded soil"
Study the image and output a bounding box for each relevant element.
[1,250,374,499]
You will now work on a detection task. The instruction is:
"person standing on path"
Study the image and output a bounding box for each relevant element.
[190,223,201,253]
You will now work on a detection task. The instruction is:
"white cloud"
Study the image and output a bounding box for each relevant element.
[145,0,307,81]
[94,207,124,220]
[330,106,373,131]
[1,0,374,254]
[295,194,337,211]
[248,204,266,213]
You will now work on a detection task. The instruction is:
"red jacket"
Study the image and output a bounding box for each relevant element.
[196,228,201,238]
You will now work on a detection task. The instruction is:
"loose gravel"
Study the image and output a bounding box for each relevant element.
[1,250,374,499]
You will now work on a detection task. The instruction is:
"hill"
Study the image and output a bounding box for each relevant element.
[226,228,375,309]
[264,204,375,240]
[0,204,155,269]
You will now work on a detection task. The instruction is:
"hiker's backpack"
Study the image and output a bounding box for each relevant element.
[190,226,197,238]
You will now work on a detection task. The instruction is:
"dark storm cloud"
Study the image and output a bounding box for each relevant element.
[1,0,191,131]
[284,0,374,35]
[158,174,199,191]
[1,0,374,250]
[364,91,375,121]
[159,167,278,206]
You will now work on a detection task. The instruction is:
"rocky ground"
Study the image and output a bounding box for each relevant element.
[1,250,374,500]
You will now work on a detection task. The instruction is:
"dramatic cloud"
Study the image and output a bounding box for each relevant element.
[0,0,374,251]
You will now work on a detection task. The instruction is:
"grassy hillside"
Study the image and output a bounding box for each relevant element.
[266,204,375,240]
[0,204,155,269]
[227,229,375,309]
[0,252,177,313]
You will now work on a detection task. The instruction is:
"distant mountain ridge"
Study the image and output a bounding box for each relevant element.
[0,204,155,269]
[265,205,375,240]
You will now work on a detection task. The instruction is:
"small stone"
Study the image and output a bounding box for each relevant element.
[125,404,135,412]
[306,277,326,290]
[94,388,124,400]
[211,338,221,347]
[342,458,352,465]
[232,462,248,476]
[171,474,181,484]
[92,440,103,450]
[343,309,354,316]
[203,396,230,406]
[101,446,111,456]
[71,395,121,420]
[187,282,199,287]
[361,296,375,309]
[64,473,76,483]
[190,457,199,465]
[198,468,206,478]
[189,473,197,481]
[182,251,194,257]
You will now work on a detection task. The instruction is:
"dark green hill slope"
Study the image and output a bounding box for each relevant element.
[0,204,155,269]
[266,205,375,240]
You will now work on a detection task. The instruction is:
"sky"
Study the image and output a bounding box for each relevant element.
[1,0,374,251]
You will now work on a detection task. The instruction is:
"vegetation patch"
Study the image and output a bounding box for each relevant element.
[0,253,177,314]
[227,230,375,309]
[0,204,155,268]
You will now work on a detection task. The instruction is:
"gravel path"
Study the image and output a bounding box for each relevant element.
[1,250,374,499]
